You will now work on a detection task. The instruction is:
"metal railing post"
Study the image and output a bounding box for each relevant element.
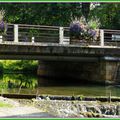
[14,24,18,42]
[0,36,2,42]
[59,27,64,44]
[32,37,35,43]
[100,29,104,47]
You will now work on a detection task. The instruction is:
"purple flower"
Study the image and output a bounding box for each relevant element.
[70,23,82,33]
[88,29,96,38]
[0,20,5,31]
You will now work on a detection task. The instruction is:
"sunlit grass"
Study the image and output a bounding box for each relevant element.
[0,101,13,107]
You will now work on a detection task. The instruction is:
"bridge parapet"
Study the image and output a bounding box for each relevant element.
[2,24,70,45]
[0,24,120,48]
[103,29,120,47]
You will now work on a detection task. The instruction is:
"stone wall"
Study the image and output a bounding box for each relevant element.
[37,60,120,85]
[103,61,120,84]
[33,99,120,118]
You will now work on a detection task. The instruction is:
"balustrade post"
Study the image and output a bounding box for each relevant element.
[32,37,35,43]
[100,29,104,47]
[14,24,18,42]
[59,27,64,44]
[0,36,2,42]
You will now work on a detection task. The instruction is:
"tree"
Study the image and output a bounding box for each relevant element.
[0,3,120,29]
[90,3,120,29]
[81,3,90,22]
[0,3,82,26]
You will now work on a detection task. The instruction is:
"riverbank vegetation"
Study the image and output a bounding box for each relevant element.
[0,101,13,107]
[0,73,37,90]
[0,60,38,74]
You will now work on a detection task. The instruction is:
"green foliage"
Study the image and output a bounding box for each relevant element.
[0,73,37,90]
[0,60,38,73]
[87,18,100,30]
[0,101,13,107]
[0,3,119,29]
[0,62,3,73]
[90,3,120,29]
[0,3,119,30]
[0,82,7,89]
[78,95,84,100]
[0,3,82,26]
[3,74,37,89]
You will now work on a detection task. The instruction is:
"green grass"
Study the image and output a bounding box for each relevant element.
[0,101,13,107]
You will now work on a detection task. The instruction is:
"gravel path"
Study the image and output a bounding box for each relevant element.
[0,97,55,118]
[0,106,41,117]
[0,96,120,118]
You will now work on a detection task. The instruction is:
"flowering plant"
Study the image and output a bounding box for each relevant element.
[0,9,6,35]
[70,17,100,43]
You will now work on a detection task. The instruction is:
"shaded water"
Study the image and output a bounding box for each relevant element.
[0,73,120,97]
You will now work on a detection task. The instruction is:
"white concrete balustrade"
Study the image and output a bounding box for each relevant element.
[0,23,119,48]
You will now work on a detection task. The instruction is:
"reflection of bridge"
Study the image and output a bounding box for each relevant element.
[0,24,120,84]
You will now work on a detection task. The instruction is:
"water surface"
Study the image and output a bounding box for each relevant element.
[0,73,120,97]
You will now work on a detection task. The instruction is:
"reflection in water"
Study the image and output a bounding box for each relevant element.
[4,74,37,89]
[0,74,38,94]
[0,73,120,97]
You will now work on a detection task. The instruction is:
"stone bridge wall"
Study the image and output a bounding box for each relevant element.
[37,60,120,85]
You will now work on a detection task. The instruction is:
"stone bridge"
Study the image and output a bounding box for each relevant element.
[0,24,120,85]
